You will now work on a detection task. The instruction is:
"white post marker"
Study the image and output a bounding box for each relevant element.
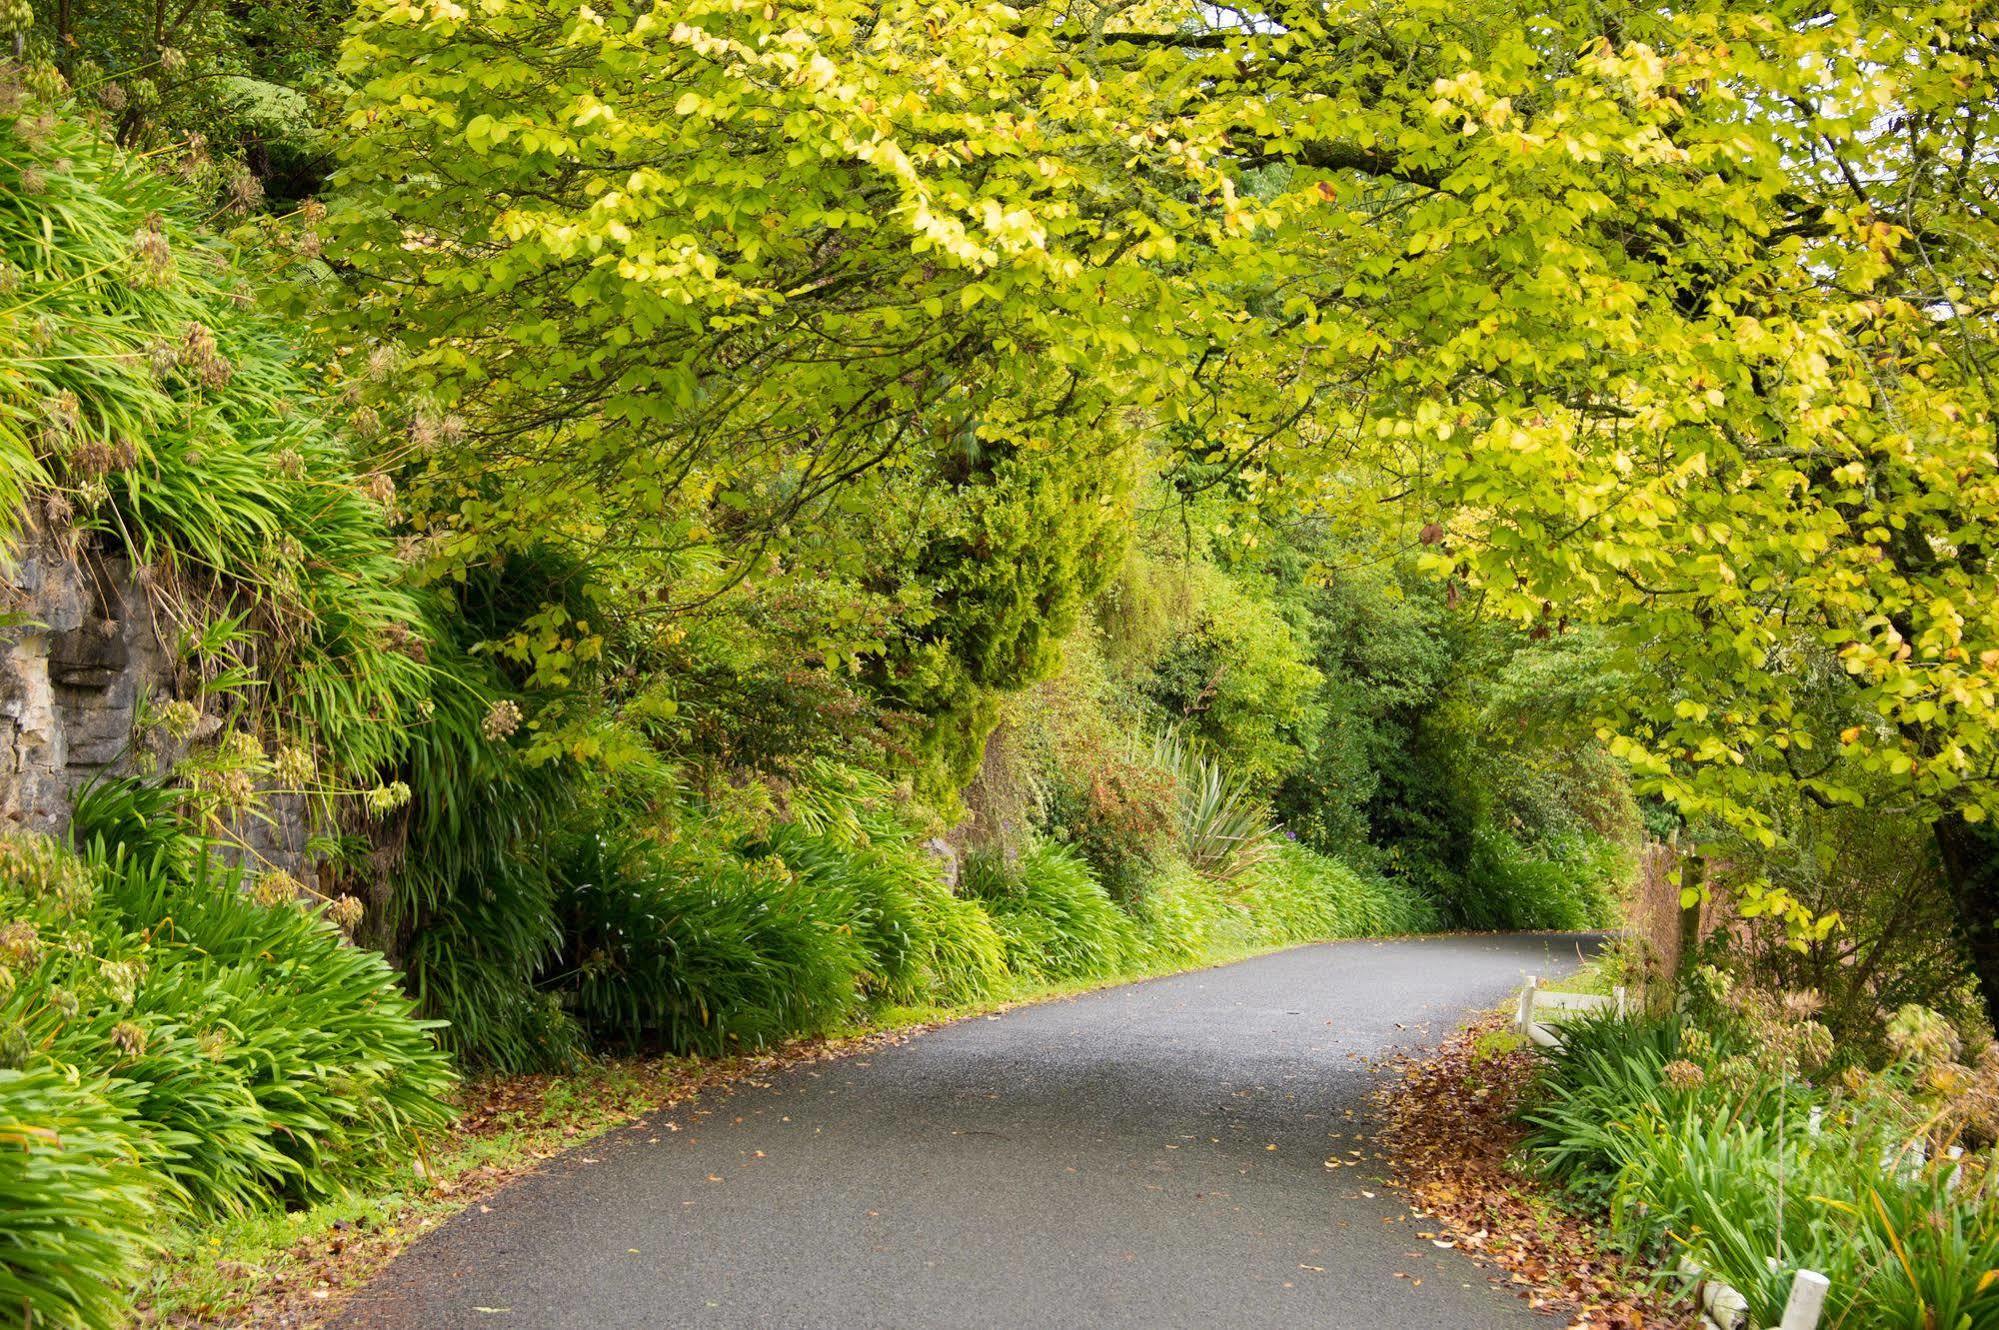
[1699,1278,1750,1330]
[1614,985,1628,1019]
[1777,1269,1831,1330]
[1517,976,1538,1036]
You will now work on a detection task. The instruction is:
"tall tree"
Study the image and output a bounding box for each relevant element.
[329,0,1999,1012]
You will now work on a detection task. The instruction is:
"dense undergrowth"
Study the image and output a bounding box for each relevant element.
[0,799,452,1329]
[1521,993,1999,1328]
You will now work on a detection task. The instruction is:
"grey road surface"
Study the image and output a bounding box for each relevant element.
[338,933,1600,1330]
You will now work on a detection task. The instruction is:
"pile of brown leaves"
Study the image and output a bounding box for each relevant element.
[1372,1015,1693,1330]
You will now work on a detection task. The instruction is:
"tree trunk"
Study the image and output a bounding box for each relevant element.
[1932,816,1999,1033]
[1676,852,1705,981]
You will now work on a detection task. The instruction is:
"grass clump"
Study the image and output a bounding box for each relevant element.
[1131,860,1255,966]
[963,841,1139,983]
[1521,1000,1999,1329]
[0,822,453,1329]
[553,828,870,1057]
[0,1065,159,1330]
[1151,729,1280,883]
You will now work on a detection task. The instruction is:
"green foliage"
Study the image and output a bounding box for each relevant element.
[761,822,1007,1009]
[885,444,1136,799]
[963,842,1139,983]
[1524,1011,1999,1329]
[1039,751,1178,906]
[308,0,1999,1013]
[1151,729,1279,883]
[386,626,582,1074]
[0,84,430,800]
[21,0,346,206]
[551,829,868,1056]
[0,819,453,1328]
[1131,860,1257,966]
[728,760,1010,1007]
[1137,567,1322,787]
[1236,843,1438,943]
[1708,803,1980,1059]
[0,1065,159,1330]
[1446,828,1624,933]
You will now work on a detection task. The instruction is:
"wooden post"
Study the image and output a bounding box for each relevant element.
[1778,1269,1831,1330]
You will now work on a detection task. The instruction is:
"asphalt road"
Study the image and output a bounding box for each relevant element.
[339,933,1600,1330]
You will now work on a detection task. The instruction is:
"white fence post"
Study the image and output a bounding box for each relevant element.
[1777,1269,1830,1330]
[1614,984,1628,1019]
[1699,1277,1751,1329]
[1516,975,1538,1036]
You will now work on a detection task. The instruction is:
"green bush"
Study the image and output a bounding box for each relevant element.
[1133,860,1255,965]
[963,842,1138,982]
[1136,566,1323,786]
[1040,750,1178,905]
[762,822,1008,1008]
[0,1066,159,1330]
[900,877,1011,1007]
[552,832,870,1055]
[1232,843,1437,942]
[0,825,454,1328]
[1522,1011,1999,1329]
[1234,844,1348,943]
[1445,826,1622,932]
[389,637,583,1075]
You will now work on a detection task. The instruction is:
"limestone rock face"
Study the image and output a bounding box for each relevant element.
[0,533,149,834]
[0,530,312,877]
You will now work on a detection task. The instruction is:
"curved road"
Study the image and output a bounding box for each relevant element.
[339,934,1599,1330]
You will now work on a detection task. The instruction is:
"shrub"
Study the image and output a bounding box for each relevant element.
[1708,803,1981,1058]
[0,824,454,1328]
[760,823,924,1002]
[1445,826,1622,932]
[1041,752,1178,904]
[1151,730,1279,883]
[1228,842,1439,944]
[1133,860,1255,966]
[963,842,1138,982]
[1232,846,1342,944]
[762,822,1008,1008]
[552,832,869,1055]
[1136,567,1323,785]
[1522,1009,1999,1329]
[389,649,584,1074]
[0,1067,159,1330]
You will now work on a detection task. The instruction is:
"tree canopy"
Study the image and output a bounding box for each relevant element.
[329,0,1999,832]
